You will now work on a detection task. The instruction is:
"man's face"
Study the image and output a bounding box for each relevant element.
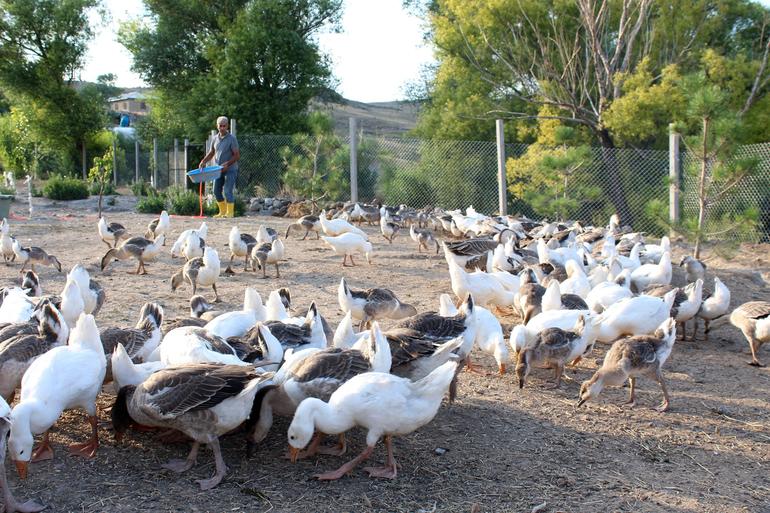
[218,121,228,135]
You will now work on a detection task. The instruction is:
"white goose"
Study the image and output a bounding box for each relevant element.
[445,256,515,308]
[9,314,106,478]
[204,287,266,339]
[227,226,257,272]
[560,260,591,299]
[585,270,633,313]
[0,218,15,264]
[319,210,367,237]
[321,233,372,267]
[287,360,458,480]
[110,342,166,393]
[0,287,35,325]
[696,276,731,340]
[67,264,106,316]
[171,247,221,302]
[145,210,170,243]
[250,239,286,278]
[160,326,249,367]
[60,279,86,329]
[640,236,671,264]
[631,251,672,292]
[170,222,208,258]
[439,294,508,374]
[97,217,129,249]
[596,290,679,342]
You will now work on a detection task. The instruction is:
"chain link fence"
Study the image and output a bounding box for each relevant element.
[116,132,769,242]
[682,142,770,242]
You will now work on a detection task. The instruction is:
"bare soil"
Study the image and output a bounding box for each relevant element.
[2,196,769,513]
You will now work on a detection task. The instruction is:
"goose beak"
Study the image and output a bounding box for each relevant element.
[498,363,506,375]
[15,460,28,479]
[289,446,300,464]
[576,397,586,408]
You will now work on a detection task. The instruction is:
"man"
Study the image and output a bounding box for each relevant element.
[199,116,240,218]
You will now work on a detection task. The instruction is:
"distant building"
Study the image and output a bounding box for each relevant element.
[107,92,150,118]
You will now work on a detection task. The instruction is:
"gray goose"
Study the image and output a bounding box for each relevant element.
[12,241,61,273]
[163,296,218,335]
[338,278,418,329]
[578,318,677,412]
[263,304,325,352]
[444,238,499,266]
[517,269,546,323]
[100,303,163,382]
[409,225,439,254]
[112,363,272,490]
[0,303,68,403]
[285,215,321,240]
[101,235,165,275]
[729,301,770,367]
[245,324,389,456]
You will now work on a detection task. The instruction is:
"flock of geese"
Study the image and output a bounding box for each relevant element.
[0,203,767,509]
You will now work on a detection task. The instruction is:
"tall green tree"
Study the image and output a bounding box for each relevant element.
[120,0,342,139]
[410,0,770,220]
[0,0,105,171]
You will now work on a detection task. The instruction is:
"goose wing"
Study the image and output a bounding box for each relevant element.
[397,312,465,339]
[100,327,149,361]
[536,328,580,359]
[445,238,497,256]
[264,321,307,348]
[386,328,441,368]
[140,364,259,417]
[561,294,588,310]
[737,301,770,319]
[290,348,370,384]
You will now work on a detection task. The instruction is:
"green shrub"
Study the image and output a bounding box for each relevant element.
[89,180,117,196]
[234,195,246,217]
[130,180,153,197]
[166,186,201,216]
[0,185,15,196]
[136,194,166,214]
[42,175,89,200]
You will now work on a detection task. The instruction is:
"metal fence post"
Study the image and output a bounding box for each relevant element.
[112,138,118,185]
[152,138,158,189]
[135,139,140,182]
[231,118,236,136]
[496,119,507,216]
[184,139,189,187]
[173,138,179,186]
[669,123,680,226]
[350,117,358,203]
[82,142,87,179]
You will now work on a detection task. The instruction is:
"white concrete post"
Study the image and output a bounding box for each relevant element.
[152,138,158,189]
[184,138,189,186]
[496,119,507,216]
[669,123,680,225]
[82,143,87,179]
[231,118,236,136]
[349,117,358,203]
[173,138,179,186]
[112,138,118,185]
[135,139,140,182]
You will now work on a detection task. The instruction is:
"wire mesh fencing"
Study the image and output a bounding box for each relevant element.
[125,133,769,243]
[681,142,770,243]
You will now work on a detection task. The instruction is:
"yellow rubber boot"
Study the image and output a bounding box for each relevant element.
[225,202,235,218]
[213,201,226,218]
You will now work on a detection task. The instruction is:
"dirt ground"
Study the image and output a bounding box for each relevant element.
[1,195,769,513]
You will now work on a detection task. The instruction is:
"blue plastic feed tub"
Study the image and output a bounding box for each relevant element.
[187,165,223,184]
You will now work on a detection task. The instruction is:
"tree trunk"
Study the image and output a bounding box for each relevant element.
[596,128,634,226]
[693,117,710,259]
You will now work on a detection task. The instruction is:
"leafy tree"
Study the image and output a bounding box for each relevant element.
[89,143,115,217]
[0,0,105,173]
[678,73,761,258]
[281,112,346,209]
[120,0,342,140]
[409,0,770,220]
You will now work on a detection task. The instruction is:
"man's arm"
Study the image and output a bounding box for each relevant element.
[199,148,215,168]
[222,147,240,171]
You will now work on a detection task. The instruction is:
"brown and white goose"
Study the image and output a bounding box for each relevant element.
[97,217,129,248]
[729,301,770,366]
[578,317,677,412]
[112,363,272,490]
[0,303,68,403]
[99,303,163,381]
[226,226,257,273]
[12,241,61,273]
[162,296,218,334]
[245,323,391,456]
[170,247,221,302]
[409,225,439,254]
[101,235,165,275]
[285,215,321,240]
[337,278,417,329]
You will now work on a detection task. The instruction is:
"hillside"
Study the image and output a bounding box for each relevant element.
[312,97,422,136]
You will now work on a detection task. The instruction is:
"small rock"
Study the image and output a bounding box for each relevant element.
[434,447,448,455]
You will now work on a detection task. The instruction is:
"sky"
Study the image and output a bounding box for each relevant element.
[80,0,435,103]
